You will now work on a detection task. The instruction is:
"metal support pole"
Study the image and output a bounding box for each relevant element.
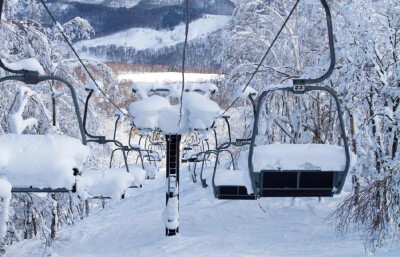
[165,134,181,236]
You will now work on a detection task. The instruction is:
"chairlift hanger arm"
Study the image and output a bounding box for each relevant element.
[293,0,335,86]
[113,115,121,141]
[248,94,256,117]
[83,89,105,141]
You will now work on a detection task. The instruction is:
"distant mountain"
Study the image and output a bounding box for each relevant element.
[45,0,236,68]
[77,15,230,68]
[46,0,235,38]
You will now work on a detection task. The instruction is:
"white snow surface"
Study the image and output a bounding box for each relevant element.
[214,169,247,186]
[183,92,221,130]
[114,108,128,122]
[128,163,159,179]
[77,15,230,51]
[85,80,104,94]
[125,164,146,187]
[129,95,171,130]
[236,144,357,194]
[238,143,356,172]
[162,196,179,230]
[2,58,45,75]
[0,134,90,189]
[77,168,134,200]
[235,85,257,99]
[7,166,400,257]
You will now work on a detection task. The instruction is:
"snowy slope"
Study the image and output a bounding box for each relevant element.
[76,15,230,51]
[7,166,400,257]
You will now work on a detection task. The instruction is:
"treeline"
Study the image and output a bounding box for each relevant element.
[81,38,220,68]
[106,62,220,75]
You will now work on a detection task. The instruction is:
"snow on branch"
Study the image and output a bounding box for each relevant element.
[8,87,38,134]
[2,58,45,75]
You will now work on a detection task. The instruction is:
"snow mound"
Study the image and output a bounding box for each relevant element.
[125,164,146,187]
[238,144,357,172]
[162,196,179,230]
[129,83,222,133]
[85,80,104,94]
[214,169,246,186]
[127,163,159,179]
[184,92,221,130]
[78,168,134,200]
[114,108,128,122]
[0,134,90,189]
[157,105,188,134]
[129,95,171,130]
[2,58,45,75]
[235,85,257,99]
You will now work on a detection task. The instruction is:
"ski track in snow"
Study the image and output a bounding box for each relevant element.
[7,166,400,257]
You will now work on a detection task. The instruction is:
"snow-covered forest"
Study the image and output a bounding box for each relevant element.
[0,0,399,256]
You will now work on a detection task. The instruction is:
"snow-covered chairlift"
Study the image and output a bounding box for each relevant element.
[199,88,257,188]
[83,88,131,173]
[0,60,135,199]
[247,85,352,198]
[209,97,256,200]
[0,59,89,194]
[212,0,353,199]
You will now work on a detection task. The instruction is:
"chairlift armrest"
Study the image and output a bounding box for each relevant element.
[235,138,251,146]
[23,71,40,84]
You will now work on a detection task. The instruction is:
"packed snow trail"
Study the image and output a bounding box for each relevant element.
[7,166,400,257]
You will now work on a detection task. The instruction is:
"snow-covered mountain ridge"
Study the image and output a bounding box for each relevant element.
[76,14,230,67]
[77,15,230,51]
[59,0,238,9]
[46,0,235,37]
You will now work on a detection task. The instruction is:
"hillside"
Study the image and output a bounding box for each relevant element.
[77,15,230,67]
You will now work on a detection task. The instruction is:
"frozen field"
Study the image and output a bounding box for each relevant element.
[7,166,400,257]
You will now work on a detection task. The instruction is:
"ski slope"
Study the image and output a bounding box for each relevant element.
[7,166,400,257]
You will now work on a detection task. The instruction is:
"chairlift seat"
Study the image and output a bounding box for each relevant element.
[0,134,89,191]
[182,151,205,163]
[259,170,336,197]
[213,169,255,200]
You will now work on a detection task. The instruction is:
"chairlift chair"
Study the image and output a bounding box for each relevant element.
[211,0,351,200]
[248,85,350,198]
[0,59,88,194]
[200,91,256,189]
[209,108,257,200]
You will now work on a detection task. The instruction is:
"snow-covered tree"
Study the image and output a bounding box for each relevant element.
[212,0,400,250]
[0,0,123,253]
